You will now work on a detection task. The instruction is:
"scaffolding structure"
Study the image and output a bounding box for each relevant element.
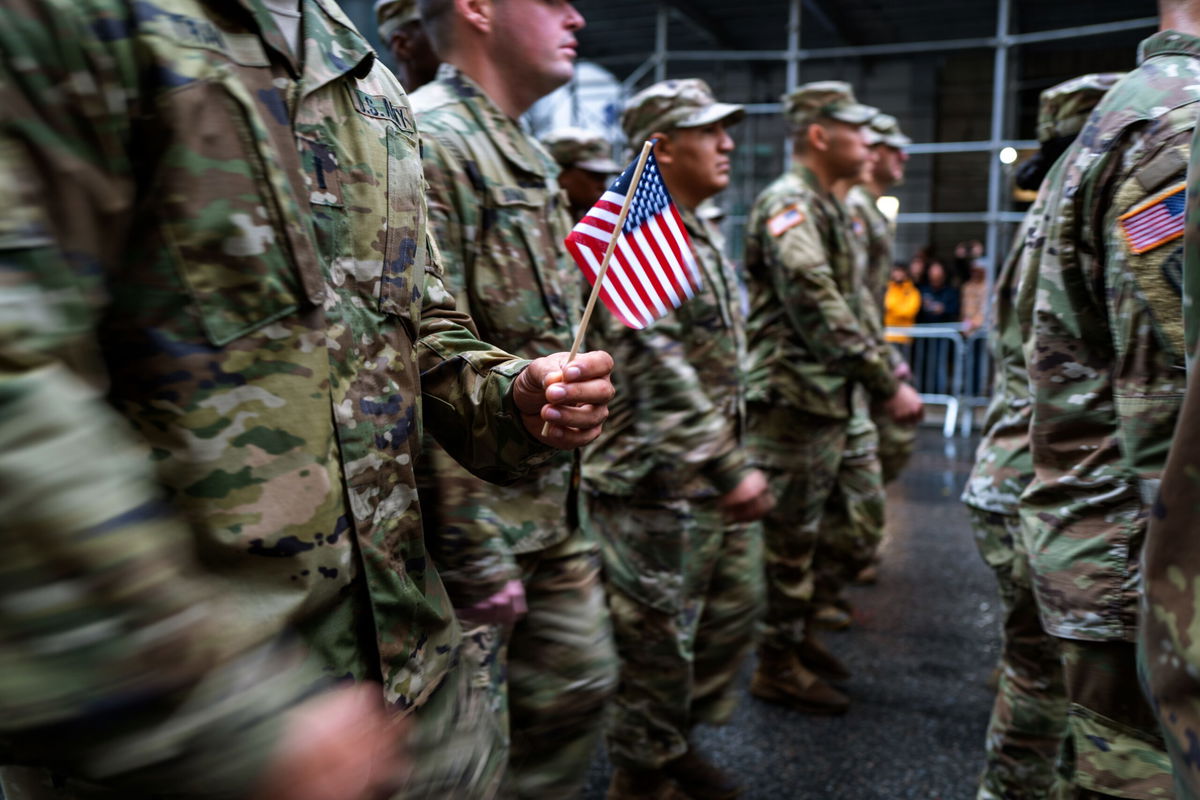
[591,1,1155,283]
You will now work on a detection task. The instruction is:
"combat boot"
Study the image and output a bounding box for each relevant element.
[812,603,852,631]
[750,645,849,715]
[606,766,679,800]
[796,635,851,682]
[663,746,741,800]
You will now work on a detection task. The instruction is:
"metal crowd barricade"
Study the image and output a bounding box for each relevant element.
[885,323,968,438]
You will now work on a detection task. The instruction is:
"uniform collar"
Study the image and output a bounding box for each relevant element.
[1138,29,1200,63]
[434,63,547,178]
[297,0,376,101]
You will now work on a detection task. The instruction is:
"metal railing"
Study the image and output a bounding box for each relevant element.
[887,323,992,437]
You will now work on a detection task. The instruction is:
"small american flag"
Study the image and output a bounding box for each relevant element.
[1118,184,1186,255]
[565,149,701,329]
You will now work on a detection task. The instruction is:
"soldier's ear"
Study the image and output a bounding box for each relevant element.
[650,131,673,164]
[456,0,493,35]
[807,122,829,153]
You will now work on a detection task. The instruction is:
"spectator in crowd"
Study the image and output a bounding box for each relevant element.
[916,260,959,394]
[908,253,928,286]
[884,263,922,341]
[953,239,985,286]
[917,260,959,324]
[960,261,988,334]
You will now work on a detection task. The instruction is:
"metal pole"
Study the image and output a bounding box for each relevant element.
[655,4,668,83]
[784,0,801,172]
[984,0,1011,334]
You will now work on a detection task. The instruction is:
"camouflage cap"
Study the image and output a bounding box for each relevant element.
[783,81,878,130]
[1036,72,1125,143]
[862,113,912,149]
[375,0,419,41]
[621,79,745,147]
[540,127,621,173]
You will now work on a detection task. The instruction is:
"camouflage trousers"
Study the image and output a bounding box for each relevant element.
[813,405,885,610]
[589,492,764,770]
[466,529,618,800]
[750,405,882,648]
[1051,640,1173,799]
[968,508,1068,800]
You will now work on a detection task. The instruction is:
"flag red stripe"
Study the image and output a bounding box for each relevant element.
[613,238,668,318]
[566,233,647,328]
[667,205,701,289]
[636,217,687,306]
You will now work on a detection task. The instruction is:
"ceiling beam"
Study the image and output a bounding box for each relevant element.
[659,0,738,49]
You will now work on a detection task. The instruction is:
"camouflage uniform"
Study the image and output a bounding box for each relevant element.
[1140,62,1200,800]
[584,79,761,772]
[962,74,1121,800]
[1017,32,1199,798]
[541,127,620,175]
[744,84,893,658]
[376,0,419,42]
[409,64,617,799]
[0,1,562,796]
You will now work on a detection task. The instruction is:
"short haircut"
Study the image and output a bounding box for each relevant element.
[417,0,455,52]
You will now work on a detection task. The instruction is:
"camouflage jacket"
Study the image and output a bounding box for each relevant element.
[0,0,551,746]
[583,206,750,501]
[846,184,894,307]
[1019,30,1198,643]
[1142,117,1200,800]
[744,165,899,442]
[961,208,1039,515]
[409,66,582,600]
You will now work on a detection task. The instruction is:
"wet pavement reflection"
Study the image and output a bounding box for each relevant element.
[584,428,999,799]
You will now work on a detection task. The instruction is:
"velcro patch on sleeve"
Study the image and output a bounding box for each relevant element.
[1117,183,1186,255]
[767,204,806,237]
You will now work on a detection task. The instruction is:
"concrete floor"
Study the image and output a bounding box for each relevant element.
[583,429,1001,800]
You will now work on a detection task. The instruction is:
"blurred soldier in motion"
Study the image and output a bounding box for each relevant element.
[1018,4,1200,794]
[409,0,618,796]
[851,113,917,492]
[585,78,772,800]
[376,0,440,91]
[961,72,1123,800]
[542,127,621,223]
[743,81,923,717]
[0,1,615,798]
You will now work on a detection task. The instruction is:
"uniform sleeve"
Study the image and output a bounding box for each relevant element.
[1101,126,1190,498]
[0,3,312,792]
[767,208,899,400]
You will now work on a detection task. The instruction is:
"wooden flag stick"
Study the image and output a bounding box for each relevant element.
[541,138,656,437]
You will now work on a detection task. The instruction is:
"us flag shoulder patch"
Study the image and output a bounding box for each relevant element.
[1118,183,1186,255]
[768,204,806,237]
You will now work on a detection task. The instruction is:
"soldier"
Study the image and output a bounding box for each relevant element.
[408,1,618,797]
[584,78,773,800]
[1142,84,1200,800]
[743,81,923,715]
[1017,12,1200,796]
[961,73,1122,800]
[851,114,918,490]
[542,127,621,223]
[0,2,616,799]
[376,0,440,91]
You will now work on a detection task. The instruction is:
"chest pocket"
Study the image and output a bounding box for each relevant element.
[380,128,428,327]
[469,182,573,355]
[157,73,312,347]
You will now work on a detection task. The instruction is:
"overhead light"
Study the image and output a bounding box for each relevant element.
[999,147,1018,165]
[876,195,900,221]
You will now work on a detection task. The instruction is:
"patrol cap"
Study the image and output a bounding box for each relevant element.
[375,0,420,41]
[540,127,621,174]
[783,81,878,131]
[621,79,745,147]
[862,113,913,149]
[1036,72,1125,143]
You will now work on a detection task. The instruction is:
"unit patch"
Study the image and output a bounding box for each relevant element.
[350,88,415,133]
[1118,183,1185,255]
[767,204,806,237]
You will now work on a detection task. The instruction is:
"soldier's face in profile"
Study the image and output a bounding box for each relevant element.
[873,145,908,187]
[560,165,611,214]
[826,120,869,180]
[654,120,735,206]
[491,0,585,96]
